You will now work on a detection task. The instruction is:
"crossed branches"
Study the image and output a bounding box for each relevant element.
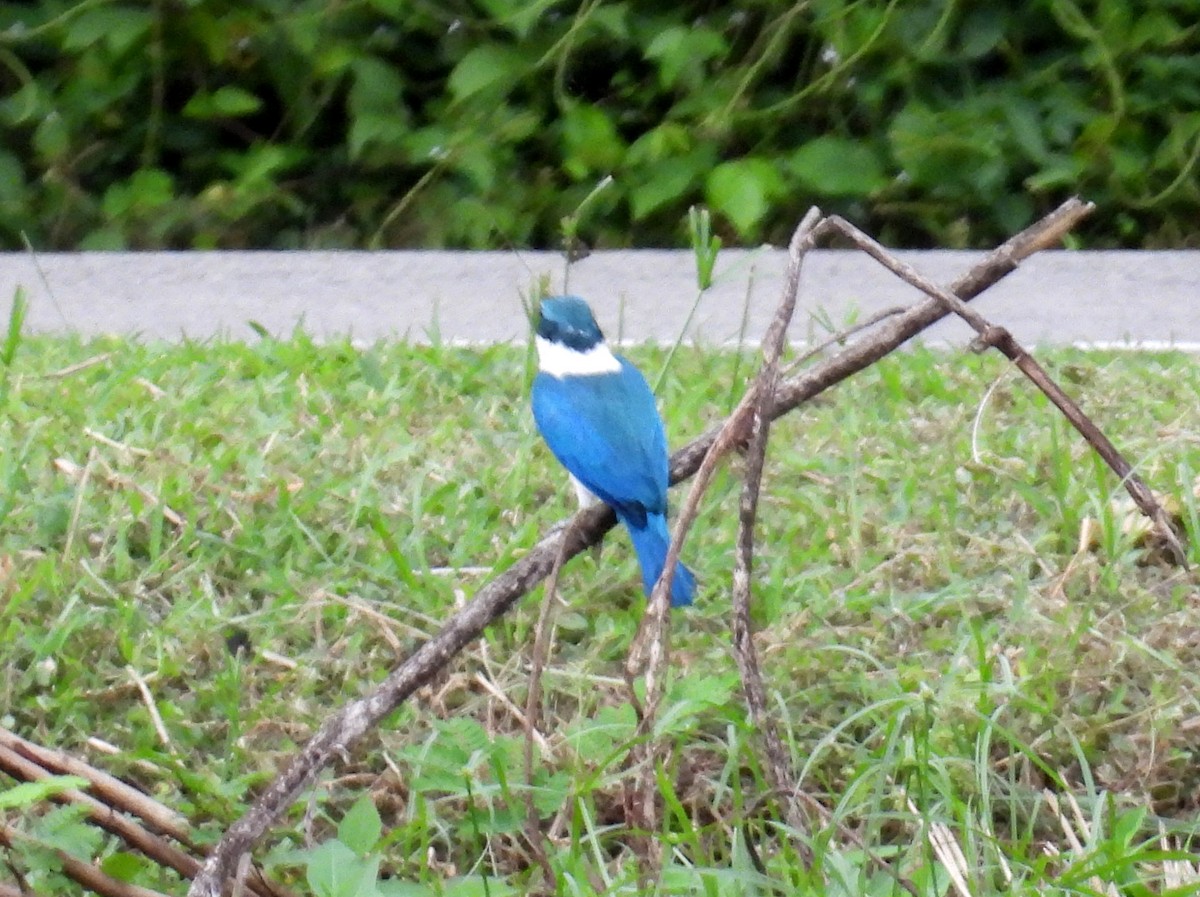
[6,198,1183,897]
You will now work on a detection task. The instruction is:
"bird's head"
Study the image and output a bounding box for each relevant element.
[537,296,605,352]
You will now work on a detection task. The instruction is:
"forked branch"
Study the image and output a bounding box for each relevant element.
[186,197,1096,897]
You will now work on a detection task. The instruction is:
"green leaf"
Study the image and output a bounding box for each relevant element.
[101,851,150,883]
[561,104,626,179]
[62,7,153,55]
[1024,156,1085,192]
[0,151,26,205]
[625,122,692,166]
[102,169,175,218]
[788,136,888,197]
[562,704,636,760]
[350,57,406,113]
[705,158,784,235]
[645,25,727,90]
[348,113,408,164]
[0,776,87,809]
[1111,804,1147,848]
[183,86,263,120]
[337,794,382,855]
[426,877,518,897]
[888,101,1007,194]
[79,228,127,250]
[474,0,561,39]
[34,805,102,859]
[377,881,435,897]
[33,112,70,163]
[957,7,1006,59]
[220,143,307,184]
[305,839,380,897]
[448,45,526,101]
[628,148,714,220]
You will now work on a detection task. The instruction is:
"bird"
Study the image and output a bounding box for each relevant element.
[530,295,696,607]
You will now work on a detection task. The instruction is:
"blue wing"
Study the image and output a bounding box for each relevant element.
[531,357,668,527]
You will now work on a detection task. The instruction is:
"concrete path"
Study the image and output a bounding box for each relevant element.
[1,250,1197,347]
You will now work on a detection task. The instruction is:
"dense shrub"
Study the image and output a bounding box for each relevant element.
[1,0,1197,250]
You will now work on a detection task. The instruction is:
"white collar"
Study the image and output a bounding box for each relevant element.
[536,336,622,377]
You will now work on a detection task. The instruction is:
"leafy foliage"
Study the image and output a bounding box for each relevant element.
[1,1,1197,249]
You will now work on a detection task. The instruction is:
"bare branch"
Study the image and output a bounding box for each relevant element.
[0,728,191,844]
[0,730,290,897]
[672,198,1096,482]
[822,213,1187,566]
[0,821,173,897]
[730,208,823,855]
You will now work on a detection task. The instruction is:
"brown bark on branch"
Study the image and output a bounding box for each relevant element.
[0,821,172,897]
[0,729,290,897]
[820,214,1188,566]
[186,197,1093,897]
[728,209,823,854]
[0,728,191,845]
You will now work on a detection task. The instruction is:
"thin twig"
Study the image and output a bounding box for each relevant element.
[185,198,1092,897]
[475,673,549,754]
[784,305,909,375]
[729,209,824,859]
[0,729,291,897]
[42,353,114,379]
[823,214,1188,567]
[55,455,186,530]
[0,727,191,843]
[0,821,173,897]
[0,742,199,879]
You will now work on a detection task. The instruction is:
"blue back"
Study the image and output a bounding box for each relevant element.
[531,358,668,528]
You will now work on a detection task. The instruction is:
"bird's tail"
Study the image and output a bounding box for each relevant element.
[621,511,696,607]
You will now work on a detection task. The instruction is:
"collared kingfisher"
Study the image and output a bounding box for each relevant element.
[531,295,696,607]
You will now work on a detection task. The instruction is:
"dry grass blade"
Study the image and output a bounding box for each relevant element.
[905,796,972,897]
[521,526,571,891]
[1043,790,1120,897]
[1160,826,1200,889]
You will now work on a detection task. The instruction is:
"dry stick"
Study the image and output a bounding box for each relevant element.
[0,822,171,897]
[0,742,199,879]
[730,209,825,856]
[707,198,1095,479]
[0,732,290,897]
[617,223,831,879]
[621,209,830,883]
[616,336,771,882]
[185,197,1092,897]
[822,214,1189,567]
[0,727,191,844]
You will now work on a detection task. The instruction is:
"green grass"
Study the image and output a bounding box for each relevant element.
[2,332,1200,896]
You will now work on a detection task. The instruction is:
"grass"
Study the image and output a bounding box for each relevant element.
[2,329,1199,896]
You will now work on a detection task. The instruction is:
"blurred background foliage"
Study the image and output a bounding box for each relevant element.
[0,0,1197,250]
